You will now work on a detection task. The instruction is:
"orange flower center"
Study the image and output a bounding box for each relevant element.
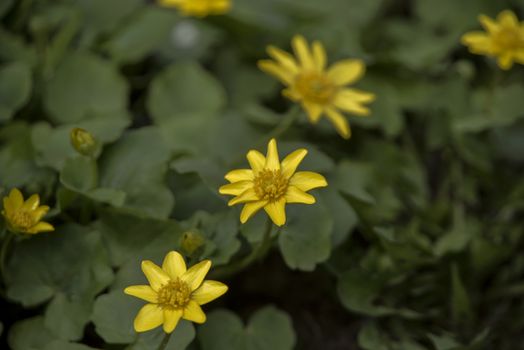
[157,279,191,309]
[494,27,524,50]
[253,169,288,201]
[294,72,336,104]
[11,211,34,229]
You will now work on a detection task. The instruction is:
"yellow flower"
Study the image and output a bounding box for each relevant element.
[258,35,375,139]
[462,10,524,70]
[158,0,230,17]
[124,251,228,333]
[219,139,327,226]
[1,188,54,234]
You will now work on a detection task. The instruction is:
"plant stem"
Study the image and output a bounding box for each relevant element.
[157,332,172,350]
[211,218,275,279]
[0,229,14,285]
[264,105,302,142]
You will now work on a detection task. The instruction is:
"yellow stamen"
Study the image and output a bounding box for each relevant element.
[494,28,524,50]
[253,169,288,201]
[157,279,191,310]
[294,72,337,104]
[11,211,34,230]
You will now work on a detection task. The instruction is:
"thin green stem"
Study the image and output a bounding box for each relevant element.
[1,229,14,285]
[157,332,172,350]
[264,105,302,142]
[211,218,274,279]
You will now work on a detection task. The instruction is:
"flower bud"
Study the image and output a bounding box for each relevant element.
[180,230,205,256]
[70,128,97,157]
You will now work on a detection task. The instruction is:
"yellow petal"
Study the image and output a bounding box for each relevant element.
[134,304,164,332]
[224,169,254,182]
[264,198,286,226]
[292,35,314,70]
[498,10,518,27]
[124,285,158,303]
[333,90,373,116]
[282,88,301,101]
[289,171,328,191]
[281,149,307,179]
[183,300,206,323]
[478,14,498,33]
[7,188,24,211]
[191,280,228,305]
[162,251,187,280]
[267,45,299,74]
[228,188,258,206]
[246,150,266,173]
[302,101,323,123]
[219,181,254,196]
[285,186,316,204]
[325,107,351,139]
[163,309,183,333]
[141,260,170,291]
[265,138,280,171]
[22,194,40,211]
[32,206,50,222]
[327,59,365,86]
[240,200,268,223]
[26,222,54,234]
[497,53,514,70]
[181,260,211,291]
[258,60,294,85]
[514,50,524,64]
[461,32,491,52]
[312,41,326,72]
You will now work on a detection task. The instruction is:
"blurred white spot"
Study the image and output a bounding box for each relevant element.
[171,20,200,49]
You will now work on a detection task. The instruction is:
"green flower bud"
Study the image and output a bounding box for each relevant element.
[180,230,205,256]
[70,128,97,157]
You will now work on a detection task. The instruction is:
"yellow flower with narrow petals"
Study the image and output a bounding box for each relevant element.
[258,35,375,139]
[159,0,230,17]
[219,139,327,226]
[462,10,524,70]
[124,251,228,333]
[1,188,54,234]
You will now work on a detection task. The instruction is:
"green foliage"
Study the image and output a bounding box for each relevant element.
[1,0,524,349]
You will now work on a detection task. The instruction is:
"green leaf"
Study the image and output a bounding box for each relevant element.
[8,317,55,350]
[103,7,177,64]
[278,202,333,271]
[128,322,195,350]
[330,160,375,204]
[92,290,142,344]
[450,264,472,322]
[98,127,174,219]
[60,156,98,193]
[0,62,32,122]
[31,114,130,170]
[44,52,128,124]
[0,122,55,191]
[76,0,142,34]
[198,306,296,350]
[97,208,183,268]
[148,61,226,122]
[6,224,113,307]
[44,293,93,341]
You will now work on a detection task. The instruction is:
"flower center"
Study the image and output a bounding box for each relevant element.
[11,211,34,229]
[253,169,288,201]
[157,279,191,310]
[294,72,336,104]
[494,27,524,50]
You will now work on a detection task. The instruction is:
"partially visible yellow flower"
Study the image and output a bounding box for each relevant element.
[258,35,375,139]
[124,251,227,333]
[1,189,54,234]
[462,10,524,70]
[219,139,327,226]
[70,128,97,157]
[159,0,230,17]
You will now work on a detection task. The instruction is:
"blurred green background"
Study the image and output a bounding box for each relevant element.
[1,0,524,349]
